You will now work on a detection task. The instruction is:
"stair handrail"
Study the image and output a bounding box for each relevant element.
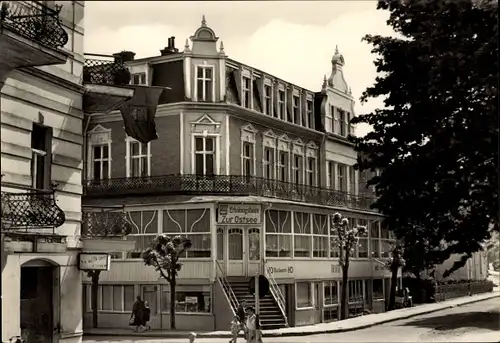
[215,260,239,315]
[264,259,288,326]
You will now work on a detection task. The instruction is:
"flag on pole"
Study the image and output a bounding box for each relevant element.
[120,86,165,144]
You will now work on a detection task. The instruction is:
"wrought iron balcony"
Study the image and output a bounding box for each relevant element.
[81,210,133,239]
[83,54,131,86]
[0,1,68,49]
[84,174,377,212]
[0,188,66,232]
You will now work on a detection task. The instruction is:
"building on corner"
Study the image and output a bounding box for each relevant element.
[81,17,401,331]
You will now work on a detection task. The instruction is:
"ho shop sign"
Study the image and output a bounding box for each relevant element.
[217,204,261,225]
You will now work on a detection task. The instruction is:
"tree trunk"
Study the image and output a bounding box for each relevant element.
[388,266,398,311]
[340,255,350,320]
[170,273,176,329]
[90,271,101,328]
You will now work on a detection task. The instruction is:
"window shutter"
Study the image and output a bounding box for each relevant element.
[232,70,242,105]
[254,77,264,111]
[286,87,293,121]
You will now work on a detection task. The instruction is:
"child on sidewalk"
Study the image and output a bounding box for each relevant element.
[188,332,197,343]
[229,315,241,343]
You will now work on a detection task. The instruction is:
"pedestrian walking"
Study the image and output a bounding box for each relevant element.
[236,300,248,339]
[130,296,145,332]
[229,315,241,343]
[143,301,151,331]
[245,307,258,343]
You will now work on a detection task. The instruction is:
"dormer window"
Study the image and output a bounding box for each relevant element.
[242,76,251,109]
[132,72,146,85]
[339,110,347,136]
[264,84,272,115]
[293,95,300,125]
[306,100,313,129]
[326,106,334,133]
[278,90,285,120]
[196,65,213,102]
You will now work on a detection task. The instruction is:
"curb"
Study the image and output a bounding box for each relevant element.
[83,293,499,339]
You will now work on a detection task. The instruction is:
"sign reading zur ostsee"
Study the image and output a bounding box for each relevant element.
[78,253,111,271]
[217,204,261,224]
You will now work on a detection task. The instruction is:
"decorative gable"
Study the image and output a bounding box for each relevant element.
[292,138,305,155]
[306,141,318,158]
[263,129,277,148]
[241,123,258,143]
[278,134,290,151]
[263,129,277,139]
[191,113,221,134]
[88,124,111,144]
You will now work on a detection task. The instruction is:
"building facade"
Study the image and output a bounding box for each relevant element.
[1,1,134,343]
[81,17,400,331]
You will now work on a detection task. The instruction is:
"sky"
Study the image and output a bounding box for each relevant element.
[84,1,395,137]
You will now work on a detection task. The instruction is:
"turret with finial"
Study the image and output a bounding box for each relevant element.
[184,38,191,53]
[219,41,225,54]
[201,14,207,27]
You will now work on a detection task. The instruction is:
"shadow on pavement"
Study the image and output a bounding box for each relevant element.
[402,311,500,331]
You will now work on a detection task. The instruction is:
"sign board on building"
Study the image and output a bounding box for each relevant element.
[267,265,294,274]
[217,204,261,224]
[79,253,111,271]
[331,265,341,274]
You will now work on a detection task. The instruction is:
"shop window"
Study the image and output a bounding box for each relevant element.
[265,210,292,257]
[293,212,311,257]
[97,285,135,312]
[373,279,384,299]
[296,282,312,308]
[348,280,363,303]
[323,281,338,305]
[161,287,211,313]
[313,214,328,258]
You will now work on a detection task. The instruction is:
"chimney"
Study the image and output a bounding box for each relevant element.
[113,50,136,63]
[160,36,179,56]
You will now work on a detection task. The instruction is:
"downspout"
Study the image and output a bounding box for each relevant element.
[82,114,92,185]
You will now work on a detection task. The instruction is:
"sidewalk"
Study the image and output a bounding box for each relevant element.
[84,291,499,338]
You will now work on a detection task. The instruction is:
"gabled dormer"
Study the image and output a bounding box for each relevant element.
[315,46,355,140]
[183,16,226,103]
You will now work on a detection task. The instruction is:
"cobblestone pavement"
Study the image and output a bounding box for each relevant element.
[84,297,500,343]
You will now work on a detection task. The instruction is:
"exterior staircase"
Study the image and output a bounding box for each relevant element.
[227,277,287,330]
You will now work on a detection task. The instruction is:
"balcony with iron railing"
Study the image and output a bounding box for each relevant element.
[82,53,134,114]
[80,208,136,253]
[1,185,67,253]
[0,1,69,77]
[83,174,377,212]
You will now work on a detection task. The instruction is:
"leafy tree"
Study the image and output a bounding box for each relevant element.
[331,213,367,319]
[350,0,498,277]
[386,243,405,310]
[143,234,192,329]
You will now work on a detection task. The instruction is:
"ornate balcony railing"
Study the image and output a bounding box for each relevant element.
[83,54,131,86]
[84,174,377,212]
[0,1,68,48]
[0,189,66,231]
[81,210,133,239]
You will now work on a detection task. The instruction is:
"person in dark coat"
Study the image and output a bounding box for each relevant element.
[143,301,151,331]
[236,300,247,339]
[130,296,145,332]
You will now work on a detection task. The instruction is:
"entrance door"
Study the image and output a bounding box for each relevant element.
[20,264,56,343]
[246,228,261,276]
[141,285,159,329]
[227,228,244,276]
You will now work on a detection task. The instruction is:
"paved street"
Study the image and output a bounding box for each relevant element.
[84,298,500,343]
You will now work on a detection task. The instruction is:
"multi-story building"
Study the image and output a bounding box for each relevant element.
[1,2,133,343]
[81,17,399,331]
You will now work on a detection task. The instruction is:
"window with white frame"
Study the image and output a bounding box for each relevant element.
[326,106,334,133]
[357,218,369,258]
[127,138,150,178]
[349,166,356,194]
[333,107,340,135]
[91,285,135,312]
[324,280,339,305]
[348,217,358,257]
[264,84,272,115]
[327,161,335,189]
[278,89,285,120]
[196,65,213,102]
[125,210,159,259]
[277,150,288,182]
[336,163,347,192]
[194,136,216,176]
[380,223,392,258]
[92,145,110,180]
[242,76,251,109]
[313,214,328,258]
[293,212,311,257]
[306,100,314,129]
[370,221,381,258]
[265,210,292,257]
[242,141,254,177]
[263,147,275,179]
[296,282,313,308]
[132,72,146,85]
[347,112,354,135]
[306,157,316,186]
[348,280,363,302]
[292,154,303,185]
[339,109,347,136]
[163,208,211,258]
[292,95,300,124]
